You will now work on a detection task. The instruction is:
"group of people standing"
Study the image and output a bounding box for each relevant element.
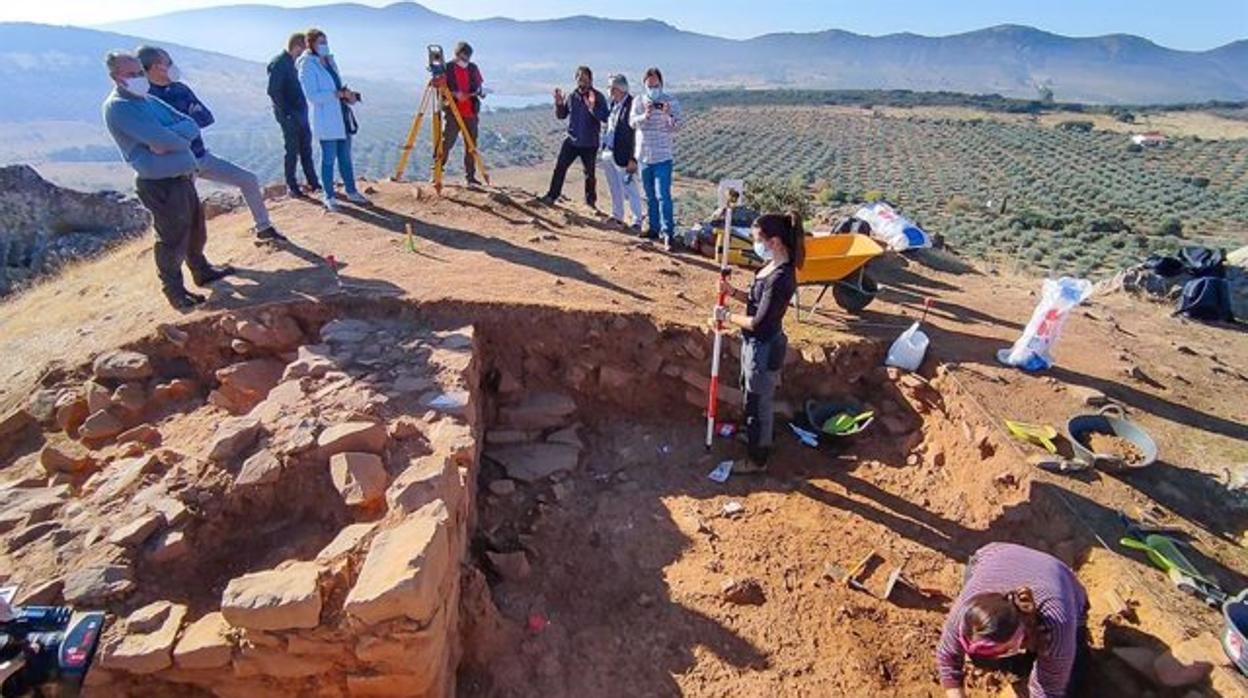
[540,66,683,251]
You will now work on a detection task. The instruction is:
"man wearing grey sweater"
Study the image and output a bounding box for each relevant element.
[101,51,234,310]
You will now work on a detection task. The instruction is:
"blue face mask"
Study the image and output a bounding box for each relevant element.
[315,43,330,57]
[645,85,662,100]
[753,240,773,261]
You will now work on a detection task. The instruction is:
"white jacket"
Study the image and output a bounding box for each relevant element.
[297,52,347,141]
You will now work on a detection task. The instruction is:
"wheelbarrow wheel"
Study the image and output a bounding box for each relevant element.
[833,273,879,314]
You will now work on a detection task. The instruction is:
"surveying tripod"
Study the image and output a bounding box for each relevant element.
[392,45,490,192]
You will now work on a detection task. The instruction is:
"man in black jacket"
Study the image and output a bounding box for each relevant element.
[599,73,642,228]
[541,65,609,208]
[267,32,320,198]
[439,41,485,187]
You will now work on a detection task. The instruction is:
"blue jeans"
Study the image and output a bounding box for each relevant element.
[320,138,360,200]
[641,160,675,240]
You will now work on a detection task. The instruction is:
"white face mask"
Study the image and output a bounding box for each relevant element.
[167,64,182,82]
[753,240,774,261]
[315,43,330,57]
[645,85,662,100]
[122,76,150,96]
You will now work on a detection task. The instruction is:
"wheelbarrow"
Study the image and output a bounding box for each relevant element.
[1065,405,1158,472]
[795,234,885,317]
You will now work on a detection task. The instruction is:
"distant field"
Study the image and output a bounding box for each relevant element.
[13,96,1248,278]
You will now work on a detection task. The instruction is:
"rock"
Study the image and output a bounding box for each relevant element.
[488,479,516,497]
[93,350,153,381]
[26,389,60,424]
[330,452,389,508]
[111,382,147,414]
[63,564,134,604]
[316,522,378,561]
[54,394,89,434]
[320,318,374,344]
[1068,385,1110,407]
[233,647,335,678]
[7,522,57,552]
[107,512,163,548]
[387,415,424,440]
[1153,634,1224,687]
[101,601,187,674]
[83,381,112,414]
[546,425,583,449]
[207,416,263,462]
[485,443,580,483]
[116,424,161,447]
[227,314,304,352]
[497,370,523,395]
[235,449,282,487]
[552,481,573,502]
[318,421,388,456]
[486,550,531,581]
[220,562,323,631]
[213,359,286,414]
[0,407,35,443]
[283,344,336,381]
[271,418,319,456]
[427,419,477,469]
[83,453,160,502]
[499,393,576,430]
[16,580,62,606]
[173,612,234,669]
[344,500,451,626]
[880,415,914,436]
[39,442,97,475]
[353,610,448,682]
[419,390,470,417]
[79,409,125,441]
[386,454,458,516]
[147,529,190,563]
[598,365,632,391]
[721,578,766,605]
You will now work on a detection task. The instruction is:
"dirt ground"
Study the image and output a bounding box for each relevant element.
[1,168,1247,696]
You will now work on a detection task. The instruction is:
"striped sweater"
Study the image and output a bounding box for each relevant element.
[936,543,1087,698]
[628,93,681,165]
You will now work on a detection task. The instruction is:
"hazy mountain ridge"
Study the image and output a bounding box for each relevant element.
[98,3,1248,103]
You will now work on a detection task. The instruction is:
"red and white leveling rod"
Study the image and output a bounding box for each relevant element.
[706,179,745,450]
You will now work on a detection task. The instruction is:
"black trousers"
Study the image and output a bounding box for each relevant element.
[546,139,598,206]
[134,175,211,295]
[278,111,319,191]
[438,112,479,180]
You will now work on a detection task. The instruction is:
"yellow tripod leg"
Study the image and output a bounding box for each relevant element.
[393,86,433,181]
[439,85,491,186]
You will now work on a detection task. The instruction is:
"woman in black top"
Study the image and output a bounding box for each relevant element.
[715,213,805,473]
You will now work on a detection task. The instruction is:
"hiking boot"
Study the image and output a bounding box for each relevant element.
[192,264,236,286]
[255,226,288,243]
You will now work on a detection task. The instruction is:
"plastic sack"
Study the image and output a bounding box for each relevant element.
[885,321,929,371]
[855,202,932,251]
[997,277,1093,371]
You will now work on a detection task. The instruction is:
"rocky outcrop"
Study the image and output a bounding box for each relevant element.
[0,165,149,296]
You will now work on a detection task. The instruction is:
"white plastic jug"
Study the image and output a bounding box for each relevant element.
[885,321,929,371]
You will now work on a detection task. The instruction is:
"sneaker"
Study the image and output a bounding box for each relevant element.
[323,197,340,213]
[346,191,371,205]
[538,194,557,206]
[164,289,205,311]
[732,459,769,476]
[631,222,643,233]
[192,264,236,286]
[255,226,288,243]
[306,184,322,194]
[287,186,306,199]
[466,176,483,188]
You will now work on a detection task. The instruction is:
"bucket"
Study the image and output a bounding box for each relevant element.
[1223,590,1248,675]
[1065,405,1158,471]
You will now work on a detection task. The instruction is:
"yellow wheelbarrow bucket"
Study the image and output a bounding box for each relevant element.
[794,234,885,317]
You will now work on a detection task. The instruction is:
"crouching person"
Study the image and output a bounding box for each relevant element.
[937,542,1090,698]
[715,213,804,474]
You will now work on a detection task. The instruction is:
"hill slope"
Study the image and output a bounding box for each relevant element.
[101,4,1248,103]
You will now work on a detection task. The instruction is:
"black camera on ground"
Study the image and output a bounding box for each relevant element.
[427,44,446,78]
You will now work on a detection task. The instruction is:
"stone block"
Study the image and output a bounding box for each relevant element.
[386,454,458,517]
[498,392,576,430]
[235,449,282,487]
[63,564,134,604]
[207,416,263,463]
[93,350,153,381]
[107,512,163,548]
[317,522,379,562]
[330,452,389,508]
[221,562,323,631]
[173,611,234,674]
[100,601,186,675]
[318,421,388,456]
[344,501,451,626]
[485,443,579,483]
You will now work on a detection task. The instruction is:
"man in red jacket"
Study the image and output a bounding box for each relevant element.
[439,41,485,187]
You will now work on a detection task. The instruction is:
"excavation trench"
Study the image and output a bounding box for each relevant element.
[0,296,1094,697]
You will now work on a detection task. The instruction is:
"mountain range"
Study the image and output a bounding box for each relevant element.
[98,2,1248,104]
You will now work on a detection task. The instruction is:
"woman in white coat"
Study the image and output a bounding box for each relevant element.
[297,28,369,212]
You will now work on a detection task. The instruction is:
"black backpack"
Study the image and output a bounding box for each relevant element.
[1176,277,1234,322]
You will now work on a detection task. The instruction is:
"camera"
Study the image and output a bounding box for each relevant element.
[427,44,445,78]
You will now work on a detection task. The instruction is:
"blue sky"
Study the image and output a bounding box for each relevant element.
[2,0,1245,50]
